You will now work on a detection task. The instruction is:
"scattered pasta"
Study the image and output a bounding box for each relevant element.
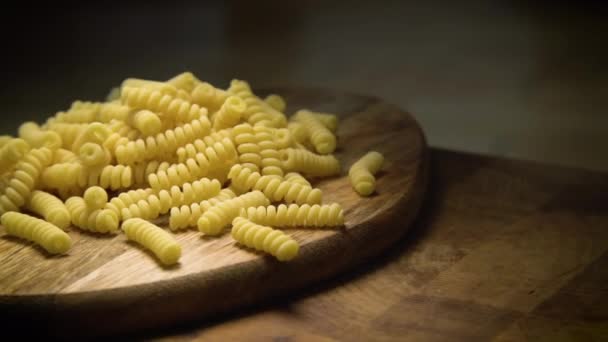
[0,71,387,266]
[348,151,384,196]
[1,212,72,254]
[231,217,299,261]
[122,218,181,265]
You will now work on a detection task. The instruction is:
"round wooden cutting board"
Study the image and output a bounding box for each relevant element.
[0,87,428,337]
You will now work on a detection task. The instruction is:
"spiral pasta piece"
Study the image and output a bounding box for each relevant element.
[18,122,62,150]
[169,188,236,230]
[294,110,336,154]
[228,80,287,128]
[122,218,181,266]
[280,148,340,177]
[0,148,53,214]
[131,160,171,186]
[78,165,133,190]
[121,86,206,124]
[264,94,286,112]
[287,121,308,146]
[197,190,269,235]
[312,112,338,133]
[51,108,96,124]
[108,119,139,140]
[104,188,154,218]
[167,71,201,93]
[114,115,211,164]
[1,212,72,254]
[119,185,186,220]
[0,138,30,174]
[228,164,322,204]
[25,190,71,230]
[231,217,298,261]
[72,123,112,153]
[191,82,229,112]
[40,162,83,190]
[98,103,131,123]
[78,142,111,167]
[122,78,178,96]
[132,109,162,136]
[65,196,119,233]
[53,148,79,164]
[83,186,108,210]
[46,122,87,149]
[284,172,311,187]
[212,96,246,130]
[232,123,262,171]
[176,129,232,163]
[148,138,236,190]
[241,203,344,227]
[348,151,384,196]
[70,100,103,114]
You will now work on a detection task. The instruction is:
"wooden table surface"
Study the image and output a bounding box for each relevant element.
[142,148,608,341]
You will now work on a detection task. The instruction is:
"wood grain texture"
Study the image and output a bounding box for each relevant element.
[0,88,428,338]
[151,149,608,342]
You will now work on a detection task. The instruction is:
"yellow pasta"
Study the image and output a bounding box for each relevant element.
[53,148,79,164]
[25,190,71,230]
[78,165,133,190]
[51,108,96,124]
[213,96,246,130]
[264,94,286,112]
[228,164,322,204]
[78,142,111,167]
[121,78,178,96]
[294,110,336,154]
[46,122,86,149]
[231,217,299,261]
[18,122,62,150]
[1,212,72,254]
[348,151,384,196]
[176,129,233,163]
[0,138,30,174]
[167,71,200,93]
[114,115,211,164]
[197,190,269,235]
[65,196,119,233]
[241,203,344,227]
[72,123,112,153]
[121,86,206,124]
[98,102,131,123]
[287,121,308,146]
[0,135,14,147]
[70,100,103,115]
[280,148,340,177]
[312,112,338,133]
[104,188,154,217]
[283,172,311,187]
[228,80,287,128]
[131,160,171,186]
[83,186,108,210]
[191,82,229,112]
[122,218,181,266]
[132,110,162,136]
[0,147,53,214]
[40,162,83,190]
[148,137,236,190]
[232,123,262,171]
[169,188,236,230]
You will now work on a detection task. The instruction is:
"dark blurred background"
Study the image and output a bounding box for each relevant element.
[1,0,607,170]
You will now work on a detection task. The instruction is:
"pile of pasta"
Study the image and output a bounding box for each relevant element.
[0,72,384,265]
